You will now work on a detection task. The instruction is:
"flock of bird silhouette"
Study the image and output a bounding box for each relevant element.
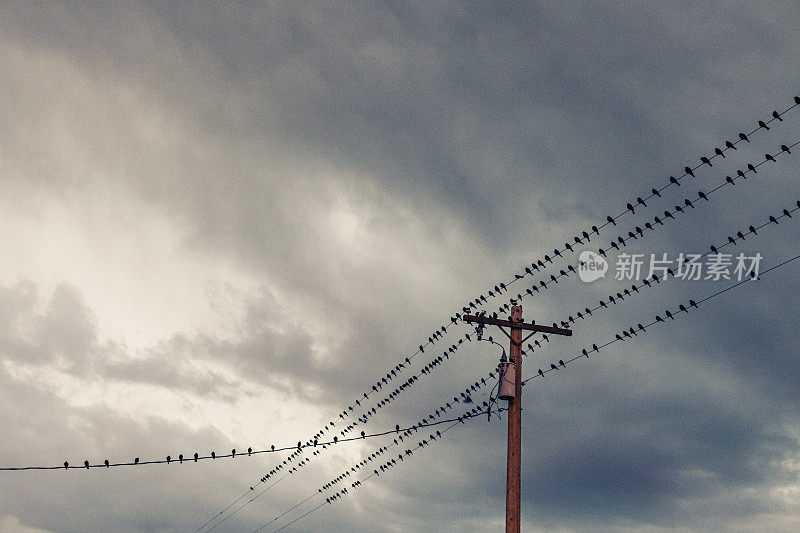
[232,99,800,502]
[192,97,800,533]
[54,97,799,484]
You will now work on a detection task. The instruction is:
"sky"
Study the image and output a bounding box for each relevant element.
[1,1,799,532]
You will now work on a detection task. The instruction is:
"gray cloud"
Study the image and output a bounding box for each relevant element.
[1,1,799,532]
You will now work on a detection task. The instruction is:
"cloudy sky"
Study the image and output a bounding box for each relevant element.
[1,2,799,532]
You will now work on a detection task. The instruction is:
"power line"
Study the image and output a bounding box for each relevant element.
[201,193,800,525]
[251,99,800,467]
[268,252,799,532]
[197,98,800,527]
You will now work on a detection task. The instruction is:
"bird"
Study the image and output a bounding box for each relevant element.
[550,363,559,371]
[84,460,89,469]
[700,156,712,167]
[770,215,778,224]
[737,169,747,179]
[784,209,793,218]
[714,147,725,158]
[758,120,770,130]
[582,349,588,358]
[765,153,776,163]
[726,176,734,185]
[194,453,198,462]
[607,215,616,225]
[361,431,366,438]
[666,310,674,320]
[210,452,215,459]
[698,191,708,201]
[737,231,745,240]
[271,445,275,452]
[538,369,544,376]
[773,110,783,121]
[747,163,757,173]
[64,461,69,469]
[725,140,737,150]
[690,300,698,309]
[559,360,565,367]
[166,455,171,464]
[178,454,183,463]
[684,166,695,177]
[781,144,791,154]
[739,132,750,142]
[134,457,139,464]
[627,202,635,214]
[104,459,109,468]
[593,343,599,352]
[669,176,680,186]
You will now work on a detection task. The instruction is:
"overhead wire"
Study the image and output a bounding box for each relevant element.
[196,189,800,528]
[194,95,799,529]
[265,252,800,532]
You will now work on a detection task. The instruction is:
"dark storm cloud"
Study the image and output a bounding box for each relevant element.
[1,1,800,532]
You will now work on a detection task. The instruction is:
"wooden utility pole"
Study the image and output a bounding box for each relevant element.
[506,305,523,533]
[464,303,572,533]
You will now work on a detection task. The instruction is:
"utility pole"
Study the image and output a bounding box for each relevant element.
[464,303,572,533]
